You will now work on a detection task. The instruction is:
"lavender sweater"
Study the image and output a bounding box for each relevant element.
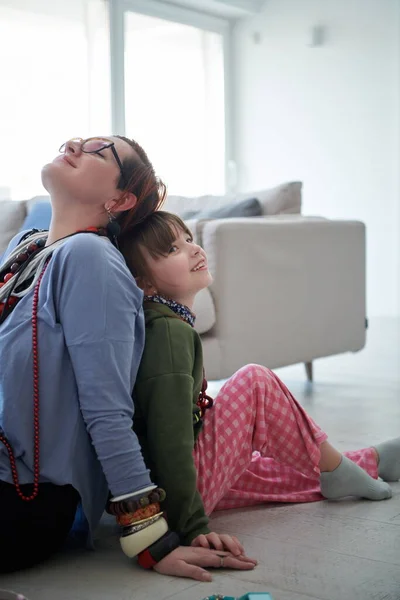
[0,231,152,542]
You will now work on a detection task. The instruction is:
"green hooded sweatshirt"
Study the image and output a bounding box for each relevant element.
[133,301,211,544]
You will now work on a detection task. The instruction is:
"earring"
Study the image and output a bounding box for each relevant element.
[105,206,114,222]
[104,205,121,247]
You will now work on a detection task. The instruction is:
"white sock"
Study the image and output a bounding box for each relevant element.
[374,437,400,481]
[320,456,392,501]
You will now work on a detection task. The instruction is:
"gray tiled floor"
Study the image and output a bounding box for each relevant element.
[2,317,399,600]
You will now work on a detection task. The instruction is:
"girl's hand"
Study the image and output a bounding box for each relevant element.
[191,532,245,556]
[153,546,257,581]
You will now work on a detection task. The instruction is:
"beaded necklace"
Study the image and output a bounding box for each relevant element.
[0,230,48,322]
[0,226,108,501]
[0,226,108,324]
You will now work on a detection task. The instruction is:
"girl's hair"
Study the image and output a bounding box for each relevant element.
[114,135,167,235]
[120,210,193,280]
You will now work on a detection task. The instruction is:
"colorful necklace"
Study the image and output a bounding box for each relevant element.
[0,226,108,324]
[0,225,108,502]
[0,232,47,321]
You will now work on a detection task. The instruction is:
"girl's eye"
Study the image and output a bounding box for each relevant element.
[186,237,193,243]
[168,245,178,254]
[94,151,105,159]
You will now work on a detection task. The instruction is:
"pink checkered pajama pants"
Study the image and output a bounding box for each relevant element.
[193,364,378,514]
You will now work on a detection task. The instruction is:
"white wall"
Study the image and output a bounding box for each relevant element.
[233,0,400,317]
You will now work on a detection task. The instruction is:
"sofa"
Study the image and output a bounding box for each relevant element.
[0,181,367,381]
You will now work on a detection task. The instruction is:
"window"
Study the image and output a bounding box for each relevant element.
[123,11,226,195]
[111,0,230,196]
[0,0,110,200]
[0,0,230,200]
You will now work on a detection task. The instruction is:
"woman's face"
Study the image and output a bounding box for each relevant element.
[41,136,136,210]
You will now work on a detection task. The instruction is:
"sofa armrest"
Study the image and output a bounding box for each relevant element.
[201,217,366,378]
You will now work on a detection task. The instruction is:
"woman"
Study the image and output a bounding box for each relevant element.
[0,136,256,581]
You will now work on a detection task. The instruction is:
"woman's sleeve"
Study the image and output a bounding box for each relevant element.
[135,318,210,544]
[54,236,152,496]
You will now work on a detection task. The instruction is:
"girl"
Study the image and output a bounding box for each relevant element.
[0,138,255,580]
[125,210,400,553]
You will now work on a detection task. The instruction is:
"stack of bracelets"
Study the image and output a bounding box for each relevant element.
[106,485,180,568]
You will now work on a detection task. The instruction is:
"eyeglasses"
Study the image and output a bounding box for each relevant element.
[59,137,126,186]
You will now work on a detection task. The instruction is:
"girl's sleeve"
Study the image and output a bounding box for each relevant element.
[54,235,153,496]
[134,318,210,544]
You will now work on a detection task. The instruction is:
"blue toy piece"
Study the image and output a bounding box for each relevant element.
[201,594,273,600]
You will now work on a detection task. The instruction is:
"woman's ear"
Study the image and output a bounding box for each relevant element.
[110,192,137,214]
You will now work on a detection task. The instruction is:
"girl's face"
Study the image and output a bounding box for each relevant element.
[141,227,212,307]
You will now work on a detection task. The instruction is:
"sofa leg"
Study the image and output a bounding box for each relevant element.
[305,361,313,382]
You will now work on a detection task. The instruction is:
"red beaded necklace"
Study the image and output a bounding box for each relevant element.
[0,226,108,501]
[0,235,46,321]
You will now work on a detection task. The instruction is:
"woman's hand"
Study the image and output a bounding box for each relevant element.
[191,532,245,556]
[153,546,257,581]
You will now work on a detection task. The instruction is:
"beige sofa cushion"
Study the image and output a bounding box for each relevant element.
[236,181,302,215]
[164,181,302,218]
[0,200,27,255]
[184,217,216,335]
[193,288,216,335]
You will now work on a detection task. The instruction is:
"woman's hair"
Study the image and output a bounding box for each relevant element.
[121,210,192,281]
[114,135,167,235]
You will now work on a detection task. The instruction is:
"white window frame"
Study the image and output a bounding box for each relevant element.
[109,0,234,193]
